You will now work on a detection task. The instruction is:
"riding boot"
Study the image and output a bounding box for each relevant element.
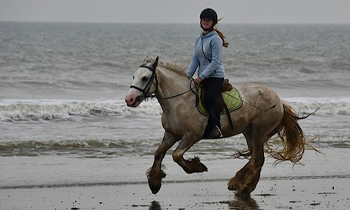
[202,106,223,139]
[202,123,214,139]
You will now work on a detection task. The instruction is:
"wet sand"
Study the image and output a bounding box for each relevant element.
[1,177,349,210]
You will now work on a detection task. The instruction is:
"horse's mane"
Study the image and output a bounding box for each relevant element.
[142,57,188,77]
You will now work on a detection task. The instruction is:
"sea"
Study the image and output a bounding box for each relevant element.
[1,22,350,191]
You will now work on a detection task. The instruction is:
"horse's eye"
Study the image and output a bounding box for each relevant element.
[132,75,135,79]
[142,76,149,82]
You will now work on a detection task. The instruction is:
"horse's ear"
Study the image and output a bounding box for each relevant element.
[151,56,159,70]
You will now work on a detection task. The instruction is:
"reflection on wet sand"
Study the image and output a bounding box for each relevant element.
[148,194,261,210]
[228,194,261,210]
[149,201,161,210]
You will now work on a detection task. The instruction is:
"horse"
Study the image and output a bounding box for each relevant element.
[125,56,309,195]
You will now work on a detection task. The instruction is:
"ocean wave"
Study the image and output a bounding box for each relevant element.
[288,99,350,115]
[1,98,350,121]
[0,138,160,157]
[0,100,161,121]
[0,134,348,157]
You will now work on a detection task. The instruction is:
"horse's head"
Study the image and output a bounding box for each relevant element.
[125,57,159,107]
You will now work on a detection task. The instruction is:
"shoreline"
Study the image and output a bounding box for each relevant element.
[1,176,349,210]
[1,174,350,190]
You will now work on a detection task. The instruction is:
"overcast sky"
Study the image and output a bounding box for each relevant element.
[1,0,350,24]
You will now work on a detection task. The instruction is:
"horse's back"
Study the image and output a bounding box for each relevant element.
[238,83,283,107]
[224,83,284,133]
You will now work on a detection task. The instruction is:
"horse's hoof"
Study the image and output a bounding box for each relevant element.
[228,182,238,191]
[234,189,251,197]
[149,183,161,194]
[228,183,251,196]
[199,164,208,172]
[148,175,164,194]
[228,176,255,196]
[146,167,166,194]
[227,177,243,191]
[189,156,208,173]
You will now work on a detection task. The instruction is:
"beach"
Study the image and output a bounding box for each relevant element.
[1,22,350,210]
[1,177,349,210]
[2,147,350,210]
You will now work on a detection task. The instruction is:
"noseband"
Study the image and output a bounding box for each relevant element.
[130,64,158,101]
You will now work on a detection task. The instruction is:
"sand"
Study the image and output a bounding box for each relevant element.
[1,177,349,210]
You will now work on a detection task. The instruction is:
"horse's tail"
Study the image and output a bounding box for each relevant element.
[265,102,311,164]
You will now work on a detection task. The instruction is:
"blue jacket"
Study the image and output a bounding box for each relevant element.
[187,30,225,80]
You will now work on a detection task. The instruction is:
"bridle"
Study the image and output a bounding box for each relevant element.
[129,63,197,103]
[129,64,158,104]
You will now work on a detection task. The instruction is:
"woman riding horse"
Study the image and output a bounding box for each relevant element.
[188,8,229,138]
[125,57,313,196]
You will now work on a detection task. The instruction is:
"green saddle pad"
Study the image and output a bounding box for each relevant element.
[197,87,243,116]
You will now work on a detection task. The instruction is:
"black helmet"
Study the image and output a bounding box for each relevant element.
[200,8,218,24]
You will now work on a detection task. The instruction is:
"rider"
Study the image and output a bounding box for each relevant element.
[187,8,229,138]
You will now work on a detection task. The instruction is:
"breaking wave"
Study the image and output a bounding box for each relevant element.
[0,99,161,121]
[0,131,349,158]
[1,98,350,121]
[0,138,161,157]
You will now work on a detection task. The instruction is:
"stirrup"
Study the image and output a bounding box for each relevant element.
[215,125,223,138]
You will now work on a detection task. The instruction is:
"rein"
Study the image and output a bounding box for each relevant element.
[130,64,198,101]
[157,79,197,100]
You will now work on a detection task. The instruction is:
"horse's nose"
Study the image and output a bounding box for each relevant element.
[125,95,134,107]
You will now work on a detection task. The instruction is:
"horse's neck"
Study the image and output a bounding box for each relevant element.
[155,67,194,108]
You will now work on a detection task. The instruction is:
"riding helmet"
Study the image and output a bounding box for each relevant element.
[200,8,218,24]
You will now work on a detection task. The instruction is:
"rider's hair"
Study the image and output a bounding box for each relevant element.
[214,25,229,48]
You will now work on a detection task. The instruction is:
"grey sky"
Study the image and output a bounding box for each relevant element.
[1,0,350,24]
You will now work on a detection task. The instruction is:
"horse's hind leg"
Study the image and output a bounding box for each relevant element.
[172,137,208,174]
[243,126,254,153]
[228,132,265,195]
[147,132,178,194]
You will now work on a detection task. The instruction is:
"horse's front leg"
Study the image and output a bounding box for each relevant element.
[172,136,208,174]
[147,132,178,194]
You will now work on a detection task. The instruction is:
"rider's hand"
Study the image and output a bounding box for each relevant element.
[194,77,202,84]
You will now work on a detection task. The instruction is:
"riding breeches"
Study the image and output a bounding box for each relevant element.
[201,77,224,138]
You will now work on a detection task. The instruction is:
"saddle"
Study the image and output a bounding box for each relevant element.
[197,79,243,130]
